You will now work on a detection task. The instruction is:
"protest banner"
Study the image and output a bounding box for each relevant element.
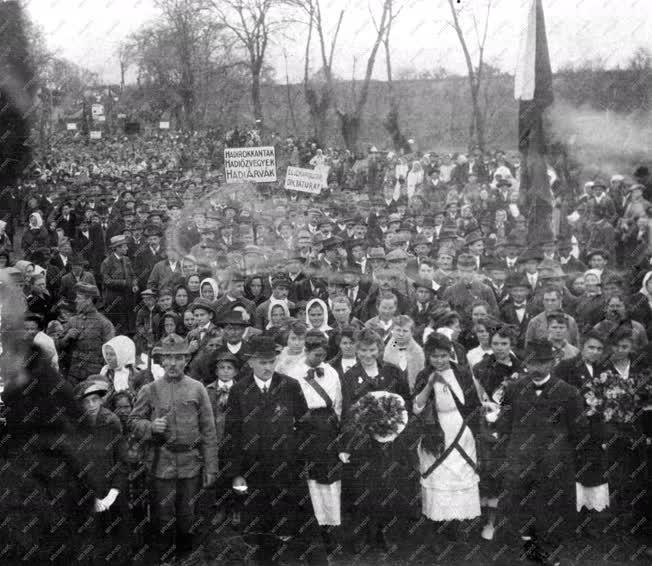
[159,121,170,130]
[96,115,106,122]
[224,146,276,183]
[66,123,77,131]
[91,103,104,117]
[90,131,102,140]
[285,166,323,194]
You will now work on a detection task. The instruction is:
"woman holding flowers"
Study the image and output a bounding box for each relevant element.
[553,331,610,536]
[412,333,481,548]
[339,328,412,553]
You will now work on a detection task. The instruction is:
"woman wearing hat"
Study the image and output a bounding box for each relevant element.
[412,333,481,550]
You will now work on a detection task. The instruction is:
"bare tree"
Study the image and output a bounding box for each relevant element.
[377,0,410,152]
[209,0,297,127]
[301,0,344,142]
[117,43,133,93]
[335,0,392,150]
[445,0,492,151]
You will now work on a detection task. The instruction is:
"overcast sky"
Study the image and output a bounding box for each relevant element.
[25,0,652,85]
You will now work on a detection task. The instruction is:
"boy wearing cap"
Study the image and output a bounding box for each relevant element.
[498,340,586,565]
[186,298,218,353]
[129,340,218,562]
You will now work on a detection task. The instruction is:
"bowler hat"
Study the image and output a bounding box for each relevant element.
[367,247,386,261]
[412,278,436,292]
[75,282,100,297]
[218,309,251,327]
[246,335,280,360]
[109,235,129,248]
[518,247,543,263]
[586,248,609,262]
[144,224,163,238]
[504,272,529,288]
[524,340,555,362]
[321,236,344,250]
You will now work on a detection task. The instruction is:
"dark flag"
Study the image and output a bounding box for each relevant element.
[0,1,36,188]
[514,0,554,244]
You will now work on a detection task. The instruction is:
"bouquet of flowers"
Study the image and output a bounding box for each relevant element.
[350,391,408,442]
[584,369,652,424]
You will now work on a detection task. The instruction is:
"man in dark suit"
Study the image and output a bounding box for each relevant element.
[135,224,166,289]
[498,340,587,565]
[100,235,139,335]
[557,236,587,276]
[223,335,321,564]
[56,201,77,240]
[342,268,368,320]
[47,241,73,299]
[500,272,536,363]
[501,235,523,273]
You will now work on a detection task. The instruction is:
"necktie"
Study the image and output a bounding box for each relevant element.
[262,384,268,395]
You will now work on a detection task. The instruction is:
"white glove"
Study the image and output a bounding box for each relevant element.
[94,498,108,513]
[101,488,120,509]
[338,452,350,464]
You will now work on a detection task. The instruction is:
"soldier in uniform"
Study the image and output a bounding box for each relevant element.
[129,340,218,563]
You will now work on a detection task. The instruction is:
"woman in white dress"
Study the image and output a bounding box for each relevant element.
[284,330,342,553]
[413,333,481,546]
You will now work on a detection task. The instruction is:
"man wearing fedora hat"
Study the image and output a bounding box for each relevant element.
[129,339,218,562]
[498,340,587,565]
[61,282,115,384]
[223,335,319,564]
[136,223,166,288]
[101,234,139,334]
[442,253,498,325]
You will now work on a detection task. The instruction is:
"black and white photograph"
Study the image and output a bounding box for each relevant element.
[0,0,651,564]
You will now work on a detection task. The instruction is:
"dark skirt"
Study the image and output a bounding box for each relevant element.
[577,416,609,487]
[344,432,416,519]
[477,421,508,499]
[303,407,343,484]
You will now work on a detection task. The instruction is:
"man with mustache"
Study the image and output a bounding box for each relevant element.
[498,340,587,565]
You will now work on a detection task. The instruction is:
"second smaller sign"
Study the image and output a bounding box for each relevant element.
[285,166,323,194]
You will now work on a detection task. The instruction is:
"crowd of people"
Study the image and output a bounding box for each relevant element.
[0,129,651,566]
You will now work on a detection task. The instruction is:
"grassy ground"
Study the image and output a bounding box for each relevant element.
[188,492,651,566]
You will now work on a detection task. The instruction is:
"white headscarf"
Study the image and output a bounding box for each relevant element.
[101,335,136,392]
[29,212,43,229]
[639,271,652,300]
[267,299,290,330]
[199,277,220,301]
[305,298,332,334]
